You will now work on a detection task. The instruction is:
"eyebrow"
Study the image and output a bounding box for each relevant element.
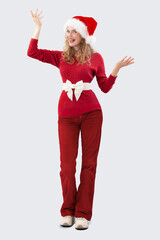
[66,28,76,31]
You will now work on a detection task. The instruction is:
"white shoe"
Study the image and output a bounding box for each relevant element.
[60,215,75,227]
[75,217,88,230]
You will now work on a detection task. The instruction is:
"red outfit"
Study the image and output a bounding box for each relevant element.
[27,38,117,221]
[58,109,103,221]
[27,38,117,117]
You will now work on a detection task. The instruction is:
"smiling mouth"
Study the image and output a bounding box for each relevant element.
[69,39,75,43]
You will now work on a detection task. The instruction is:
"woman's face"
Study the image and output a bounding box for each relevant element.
[65,27,82,50]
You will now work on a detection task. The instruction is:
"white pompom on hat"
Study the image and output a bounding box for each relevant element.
[64,16,98,46]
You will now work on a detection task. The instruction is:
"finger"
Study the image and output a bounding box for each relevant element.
[30,10,34,18]
[125,57,132,62]
[39,16,44,20]
[125,61,131,65]
[125,57,133,63]
[128,58,134,62]
[129,58,135,63]
[126,60,135,65]
[38,10,43,16]
[127,57,134,61]
[123,56,128,60]
[129,59,135,63]
[35,8,38,16]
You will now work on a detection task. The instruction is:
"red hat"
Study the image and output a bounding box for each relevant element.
[64,16,98,46]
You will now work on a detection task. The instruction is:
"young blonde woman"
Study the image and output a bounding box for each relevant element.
[27,8,134,230]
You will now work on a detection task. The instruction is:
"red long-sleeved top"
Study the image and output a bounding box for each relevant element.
[27,38,117,117]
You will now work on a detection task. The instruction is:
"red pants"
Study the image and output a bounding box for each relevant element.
[58,109,103,221]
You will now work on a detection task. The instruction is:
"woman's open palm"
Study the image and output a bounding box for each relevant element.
[30,8,44,27]
[117,56,135,69]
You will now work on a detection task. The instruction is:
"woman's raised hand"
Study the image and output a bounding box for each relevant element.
[30,8,44,28]
[116,56,135,69]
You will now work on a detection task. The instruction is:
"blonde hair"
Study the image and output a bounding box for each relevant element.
[61,37,96,66]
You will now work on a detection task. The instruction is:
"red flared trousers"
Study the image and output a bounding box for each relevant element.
[58,109,103,221]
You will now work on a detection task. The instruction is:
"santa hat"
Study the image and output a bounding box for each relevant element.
[64,16,98,46]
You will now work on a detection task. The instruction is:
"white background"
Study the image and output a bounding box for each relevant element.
[0,0,160,239]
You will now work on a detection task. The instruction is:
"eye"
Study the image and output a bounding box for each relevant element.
[66,29,77,33]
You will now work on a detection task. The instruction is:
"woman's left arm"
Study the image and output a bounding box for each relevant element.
[111,56,135,77]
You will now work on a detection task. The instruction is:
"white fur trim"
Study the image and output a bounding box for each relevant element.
[86,35,96,45]
[64,18,88,40]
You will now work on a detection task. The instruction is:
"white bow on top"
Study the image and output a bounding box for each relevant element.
[62,80,91,101]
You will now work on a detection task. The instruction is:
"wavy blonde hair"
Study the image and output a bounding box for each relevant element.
[61,37,96,66]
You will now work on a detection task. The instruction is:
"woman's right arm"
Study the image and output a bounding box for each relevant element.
[32,25,42,40]
[27,8,61,68]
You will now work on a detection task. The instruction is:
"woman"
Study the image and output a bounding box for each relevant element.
[27,8,134,230]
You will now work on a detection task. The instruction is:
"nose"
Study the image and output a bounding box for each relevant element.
[69,33,74,38]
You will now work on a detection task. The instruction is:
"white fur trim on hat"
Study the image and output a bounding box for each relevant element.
[86,35,96,45]
[64,18,96,46]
